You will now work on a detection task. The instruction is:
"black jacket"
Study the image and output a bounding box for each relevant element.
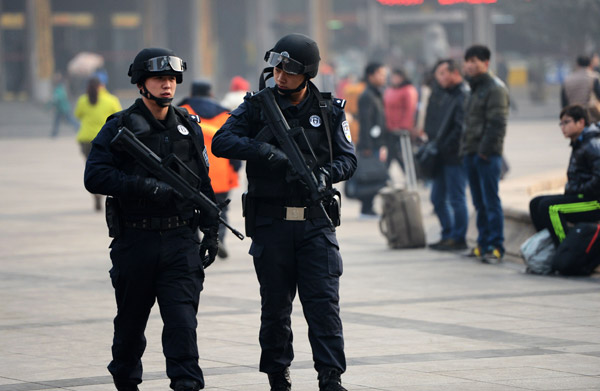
[565,124,600,198]
[461,72,509,157]
[435,82,469,165]
[357,83,386,152]
[84,99,216,222]
[211,85,356,201]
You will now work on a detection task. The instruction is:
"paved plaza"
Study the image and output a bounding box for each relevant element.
[1,100,600,390]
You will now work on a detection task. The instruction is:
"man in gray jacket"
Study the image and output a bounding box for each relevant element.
[461,45,509,263]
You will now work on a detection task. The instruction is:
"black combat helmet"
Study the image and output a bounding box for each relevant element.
[128,47,186,84]
[265,33,320,78]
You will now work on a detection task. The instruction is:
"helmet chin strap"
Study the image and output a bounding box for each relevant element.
[140,84,173,107]
[275,76,308,96]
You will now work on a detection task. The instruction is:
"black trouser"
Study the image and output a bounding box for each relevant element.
[107,226,204,389]
[529,194,600,245]
[248,214,346,374]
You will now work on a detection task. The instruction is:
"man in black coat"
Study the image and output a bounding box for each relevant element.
[530,104,600,245]
[427,59,470,251]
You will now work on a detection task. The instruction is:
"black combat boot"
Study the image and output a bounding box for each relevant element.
[318,368,347,391]
[113,382,139,391]
[267,367,291,391]
[172,378,202,391]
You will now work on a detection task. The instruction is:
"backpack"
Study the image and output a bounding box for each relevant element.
[552,222,600,276]
[520,229,555,275]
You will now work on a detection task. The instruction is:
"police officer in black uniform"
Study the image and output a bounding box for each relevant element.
[212,34,357,391]
[84,48,218,391]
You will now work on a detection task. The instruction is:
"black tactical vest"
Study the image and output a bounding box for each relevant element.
[245,88,332,202]
[116,100,204,215]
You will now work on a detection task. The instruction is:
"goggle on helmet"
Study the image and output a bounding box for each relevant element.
[264,51,308,75]
[143,56,187,73]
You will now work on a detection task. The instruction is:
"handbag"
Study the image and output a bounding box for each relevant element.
[344,153,388,199]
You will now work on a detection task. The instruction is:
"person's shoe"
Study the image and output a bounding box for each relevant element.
[318,368,347,391]
[444,239,468,251]
[482,246,504,264]
[113,379,139,391]
[268,368,291,391]
[217,243,229,259]
[464,245,484,259]
[428,239,452,251]
[173,378,202,391]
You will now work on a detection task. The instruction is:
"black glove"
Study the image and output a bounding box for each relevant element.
[199,226,219,269]
[138,177,177,205]
[317,167,330,194]
[258,143,289,171]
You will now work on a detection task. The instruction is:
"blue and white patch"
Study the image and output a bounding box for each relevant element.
[177,124,189,136]
[309,115,322,128]
[342,120,352,143]
[203,146,210,167]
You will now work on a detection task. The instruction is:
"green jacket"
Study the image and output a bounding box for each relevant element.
[461,72,509,157]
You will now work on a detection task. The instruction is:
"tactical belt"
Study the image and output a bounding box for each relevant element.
[123,215,193,230]
[256,203,322,221]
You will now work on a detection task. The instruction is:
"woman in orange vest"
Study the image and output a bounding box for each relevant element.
[179,80,240,258]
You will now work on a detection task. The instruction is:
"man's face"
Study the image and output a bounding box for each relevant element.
[560,115,586,140]
[464,56,489,78]
[370,66,388,88]
[142,75,177,101]
[434,62,451,89]
[273,66,306,92]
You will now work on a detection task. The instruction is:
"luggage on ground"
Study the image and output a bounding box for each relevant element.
[379,131,426,248]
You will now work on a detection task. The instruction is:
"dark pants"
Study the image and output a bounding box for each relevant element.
[530,194,600,245]
[248,215,346,374]
[464,154,504,252]
[430,163,468,242]
[107,226,205,389]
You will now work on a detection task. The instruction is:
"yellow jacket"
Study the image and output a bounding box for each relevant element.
[75,87,122,143]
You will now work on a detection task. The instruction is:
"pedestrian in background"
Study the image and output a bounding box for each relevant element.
[561,55,600,122]
[427,59,469,251]
[462,44,510,264]
[50,72,79,137]
[179,80,240,259]
[383,68,418,170]
[74,73,122,211]
[530,104,600,245]
[356,62,388,218]
[221,75,251,111]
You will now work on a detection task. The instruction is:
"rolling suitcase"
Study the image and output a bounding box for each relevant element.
[379,131,426,248]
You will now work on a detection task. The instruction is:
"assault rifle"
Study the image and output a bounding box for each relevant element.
[110,127,245,240]
[252,87,335,231]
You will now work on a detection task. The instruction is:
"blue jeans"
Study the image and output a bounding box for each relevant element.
[464,154,504,252]
[430,163,468,242]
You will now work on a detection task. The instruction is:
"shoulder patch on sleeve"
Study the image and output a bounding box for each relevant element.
[333,98,346,109]
[342,120,352,143]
